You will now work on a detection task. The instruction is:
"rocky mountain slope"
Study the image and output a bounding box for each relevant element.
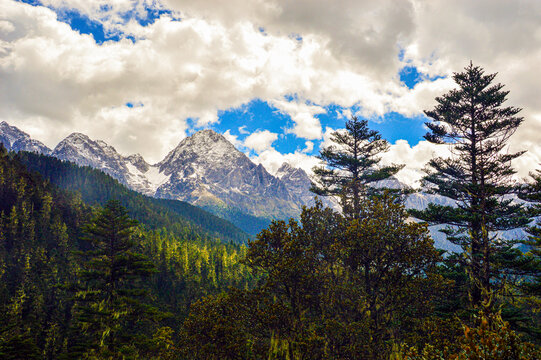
[154,130,301,219]
[0,121,530,249]
[0,121,51,154]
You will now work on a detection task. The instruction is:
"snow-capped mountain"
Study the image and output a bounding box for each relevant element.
[45,127,303,220]
[276,162,337,209]
[0,121,529,251]
[155,130,301,219]
[0,121,51,154]
[51,132,168,196]
[275,162,315,205]
[52,133,133,187]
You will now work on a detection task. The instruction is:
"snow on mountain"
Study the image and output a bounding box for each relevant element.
[52,133,132,185]
[51,132,170,196]
[0,121,529,251]
[276,162,337,210]
[155,130,301,219]
[0,121,51,154]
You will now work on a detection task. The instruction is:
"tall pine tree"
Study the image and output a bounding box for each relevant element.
[311,116,404,216]
[410,63,529,308]
[71,200,161,359]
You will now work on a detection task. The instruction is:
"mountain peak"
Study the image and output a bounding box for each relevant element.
[276,162,294,177]
[158,129,241,173]
[61,132,92,143]
[193,128,221,138]
[187,129,235,148]
[0,121,51,154]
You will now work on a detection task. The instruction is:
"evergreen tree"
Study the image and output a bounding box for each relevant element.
[518,169,541,297]
[71,200,161,359]
[183,197,444,359]
[410,63,529,308]
[311,116,404,216]
[514,169,541,340]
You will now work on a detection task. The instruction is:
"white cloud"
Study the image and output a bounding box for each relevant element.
[270,98,325,139]
[1,0,540,176]
[251,148,320,176]
[243,129,278,153]
[238,125,249,134]
[222,129,241,148]
[303,140,313,153]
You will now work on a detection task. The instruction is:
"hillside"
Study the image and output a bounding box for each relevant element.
[15,151,251,244]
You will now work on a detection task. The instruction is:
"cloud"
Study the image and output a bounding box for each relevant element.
[251,148,320,176]
[270,98,325,139]
[238,125,249,134]
[303,140,313,153]
[222,129,241,148]
[1,0,540,176]
[243,129,278,153]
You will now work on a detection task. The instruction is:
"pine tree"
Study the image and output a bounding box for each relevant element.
[71,200,161,358]
[410,63,529,308]
[311,116,404,216]
[518,169,541,297]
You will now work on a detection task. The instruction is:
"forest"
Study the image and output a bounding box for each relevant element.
[0,64,540,359]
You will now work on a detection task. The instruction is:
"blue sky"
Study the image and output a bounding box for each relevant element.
[4,0,540,184]
[18,0,433,158]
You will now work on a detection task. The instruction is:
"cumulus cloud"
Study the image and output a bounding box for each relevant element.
[1,0,540,175]
[222,129,241,148]
[270,99,325,139]
[243,129,278,153]
[251,148,320,176]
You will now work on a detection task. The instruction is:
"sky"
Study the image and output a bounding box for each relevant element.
[1,0,541,186]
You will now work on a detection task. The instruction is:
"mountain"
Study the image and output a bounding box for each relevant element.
[155,130,301,220]
[0,121,51,154]
[16,151,251,244]
[275,162,337,209]
[50,129,301,224]
[0,121,530,249]
[51,132,168,196]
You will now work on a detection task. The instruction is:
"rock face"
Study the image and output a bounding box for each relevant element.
[0,121,528,251]
[276,162,337,209]
[155,130,301,219]
[0,121,51,154]
[52,133,133,186]
[51,133,167,196]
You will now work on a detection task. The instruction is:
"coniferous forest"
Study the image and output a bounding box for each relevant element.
[1,64,540,359]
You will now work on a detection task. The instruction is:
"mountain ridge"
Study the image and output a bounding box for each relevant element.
[0,121,52,155]
[0,121,529,248]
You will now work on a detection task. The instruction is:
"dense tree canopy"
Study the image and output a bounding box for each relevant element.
[1,62,541,358]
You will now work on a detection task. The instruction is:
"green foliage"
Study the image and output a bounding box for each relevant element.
[311,116,404,216]
[395,311,540,360]
[16,151,251,243]
[517,170,541,298]
[70,200,162,358]
[0,144,91,359]
[183,195,445,359]
[410,63,530,308]
[0,147,258,358]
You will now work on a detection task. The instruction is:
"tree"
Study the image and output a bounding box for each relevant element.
[514,169,541,340]
[311,116,404,216]
[183,198,444,359]
[340,193,444,359]
[518,169,541,297]
[410,63,529,308]
[71,200,161,359]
